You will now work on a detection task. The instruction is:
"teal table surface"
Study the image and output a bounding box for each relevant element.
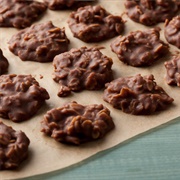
[24,116,180,180]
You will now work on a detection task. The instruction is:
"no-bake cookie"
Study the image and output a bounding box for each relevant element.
[0,0,47,28]
[8,21,70,62]
[165,53,180,86]
[68,5,124,42]
[175,0,180,6]
[53,46,113,97]
[0,121,30,170]
[125,0,178,26]
[44,0,95,10]
[0,49,9,75]
[0,74,50,122]
[41,101,114,145]
[110,28,169,67]
[164,16,180,49]
[103,74,174,115]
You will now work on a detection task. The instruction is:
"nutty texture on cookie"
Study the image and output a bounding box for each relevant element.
[0,49,9,75]
[44,0,95,10]
[0,121,30,170]
[165,53,180,86]
[125,0,178,26]
[68,5,124,42]
[103,74,174,115]
[110,28,169,67]
[53,46,113,97]
[41,101,114,145]
[0,74,50,122]
[8,21,70,62]
[164,16,180,49]
[0,0,47,28]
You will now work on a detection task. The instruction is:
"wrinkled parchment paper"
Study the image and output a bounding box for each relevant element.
[1,1,180,179]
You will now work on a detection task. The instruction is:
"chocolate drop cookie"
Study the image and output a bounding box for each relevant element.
[164,16,180,49]
[41,101,114,145]
[0,0,47,28]
[8,21,70,62]
[110,28,169,67]
[53,46,113,97]
[0,49,9,75]
[125,0,178,26]
[165,53,180,86]
[68,5,124,42]
[44,0,95,10]
[0,121,30,170]
[0,74,50,122]
[103,74,174,115]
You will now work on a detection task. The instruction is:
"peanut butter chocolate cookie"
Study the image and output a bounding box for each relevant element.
[110,28,169,67]
[9,21,70,62]
[103,74,174,115]
[0,121,30,170]
[0,74,50,122]
[0,0,47,28]
[165,53,180,86]
[164,16,180,49]
[41,101,114,145]
[0,49,9,75]
[125,0,178,26]
[44,0,95,10]
[53,46,113,97]
[68,5,124,42]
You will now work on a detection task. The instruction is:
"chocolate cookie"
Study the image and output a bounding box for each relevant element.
[0,49,9,75]
[68,5,125,42]
[103,74,174,115]
[44,0,95,10]
[41,101,114,145]
[53,46,113,97]
[0,0,47,29]
[8,21,70,62]
[164,16,180,49]
[175,0,180,6]
[165,53,180,86]
[0,121,30,170]
[110,28,169,67]
[0,74,50,122]
[125,0,178,26]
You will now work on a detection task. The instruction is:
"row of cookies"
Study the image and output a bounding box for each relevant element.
[0,0,116,170]
[0,0,180,171]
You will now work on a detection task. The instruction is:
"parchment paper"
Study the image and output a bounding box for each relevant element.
[1,1,180,179]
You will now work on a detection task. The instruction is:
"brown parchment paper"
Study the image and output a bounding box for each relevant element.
[1,0,180,179]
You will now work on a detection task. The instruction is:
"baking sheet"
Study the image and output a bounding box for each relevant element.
[1,0,180,179]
